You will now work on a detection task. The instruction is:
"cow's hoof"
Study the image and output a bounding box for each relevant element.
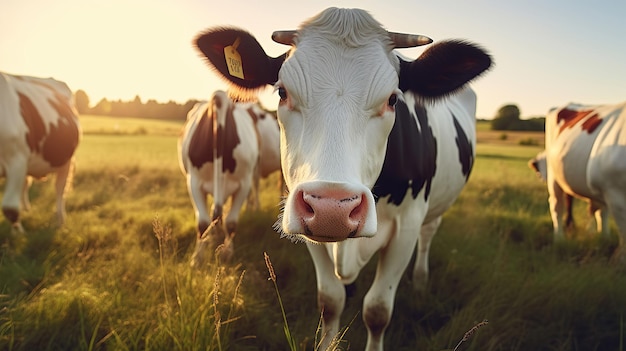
[11,223,25,235]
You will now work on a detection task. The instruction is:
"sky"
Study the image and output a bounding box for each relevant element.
[1,0,625,118]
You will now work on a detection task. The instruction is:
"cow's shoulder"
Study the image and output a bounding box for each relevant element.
[373,97,437,205]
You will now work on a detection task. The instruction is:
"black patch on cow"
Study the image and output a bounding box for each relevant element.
[188,104,240,173]
[43,94,80,167]
[19,92,79,167]
[188,108,212,168]
[19,92,47,153]
[373,99,437,205]
[453,115,473,181]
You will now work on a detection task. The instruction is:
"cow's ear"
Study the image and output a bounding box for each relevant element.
[398,40,492,100]
[195,27,286,94]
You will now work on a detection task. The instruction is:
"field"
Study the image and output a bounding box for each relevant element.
[1,116,625,351]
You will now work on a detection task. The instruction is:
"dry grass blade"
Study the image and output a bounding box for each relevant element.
[453,320,489,351]
[264,252,297,351]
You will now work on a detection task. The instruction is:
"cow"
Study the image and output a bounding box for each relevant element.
[178,90,280,264]
[541,102,626,256]
[0,72,81,232]
[194,7,491,350]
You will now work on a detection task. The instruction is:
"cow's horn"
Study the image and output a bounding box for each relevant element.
[388,32,433,48]
[272,30,297,45]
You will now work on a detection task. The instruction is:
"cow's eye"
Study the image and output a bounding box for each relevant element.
[278,87,288,101]
[388,93,398,107]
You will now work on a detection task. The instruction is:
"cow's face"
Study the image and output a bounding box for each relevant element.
[274,27,401,242]
[194,7,491,243]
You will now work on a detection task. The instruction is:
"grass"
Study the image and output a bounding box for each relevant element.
[1,117,626,350]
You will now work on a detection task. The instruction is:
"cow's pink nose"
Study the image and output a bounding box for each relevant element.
[294,188,368,242]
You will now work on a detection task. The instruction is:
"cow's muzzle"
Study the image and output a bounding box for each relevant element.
[282,181,377,242]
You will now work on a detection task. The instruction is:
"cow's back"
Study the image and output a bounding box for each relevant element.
[546,102,626,200]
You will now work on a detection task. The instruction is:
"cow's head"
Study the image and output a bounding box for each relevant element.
[195,7,491,242]
[529,150,548,182]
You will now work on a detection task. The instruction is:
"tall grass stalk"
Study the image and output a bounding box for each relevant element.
[153,215,173,308]
[452,320,489,351]
[316,312,356,351]
[212,267,223,351]
[152,216,245,351]
[77,302,103,351]
[619,313,624,351]
[264,252,297,351]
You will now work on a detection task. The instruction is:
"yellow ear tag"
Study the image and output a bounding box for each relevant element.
[224,37,244,79]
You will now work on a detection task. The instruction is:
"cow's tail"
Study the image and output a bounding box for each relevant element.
[211,97,225,223]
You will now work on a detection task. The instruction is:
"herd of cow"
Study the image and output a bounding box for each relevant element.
[2,7,625,351]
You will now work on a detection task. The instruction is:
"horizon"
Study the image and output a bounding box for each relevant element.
[2,1,625,119]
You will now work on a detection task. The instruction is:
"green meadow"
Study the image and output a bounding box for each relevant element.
[1,116,625,350]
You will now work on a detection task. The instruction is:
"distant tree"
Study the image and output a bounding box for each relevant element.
[74,90,90,114]
[491,104,521,130]
[86,95,200,120]
[92,98,112,115]
[129,95,142,117]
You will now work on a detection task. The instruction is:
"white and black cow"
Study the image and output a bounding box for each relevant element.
[194,8,491,350]
[0,72,81,231]
[542,102,626,256]
[178,91,280,258]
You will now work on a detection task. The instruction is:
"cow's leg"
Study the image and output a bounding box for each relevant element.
[2,158,28,232]
[589,201,609,235]
[187,175,211,237]
[21,176,32,211]
[412,216,442,291]
[224,179,252,235]
[306,242,345,351]
[605,192,626,261]
[363,219,421,351]
[547,181,566,239]
[564,194,575,228]
[53,160,73,226]
[246,164,261,211]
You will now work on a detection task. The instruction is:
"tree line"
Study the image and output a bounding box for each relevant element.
[74,90,545,132]
[490,104,545,131]
[74,90,199,121]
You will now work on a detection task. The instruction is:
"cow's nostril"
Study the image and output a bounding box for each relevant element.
[304,201,314,214]
[297,191,315,216]
[348,196,365,220]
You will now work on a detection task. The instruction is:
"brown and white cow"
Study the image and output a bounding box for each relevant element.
[178,90,280,263]
[542,102,626,256]
[0,72,81,231]
[194,8,491,350]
